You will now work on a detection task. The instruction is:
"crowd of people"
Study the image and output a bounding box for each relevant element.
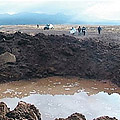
[70,26,102,35]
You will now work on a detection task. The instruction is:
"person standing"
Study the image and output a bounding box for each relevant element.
[82,26,86,36]
[70,27,76,35]
[37,24,39,28]
[98,26,102,34]
[78,26,81,35]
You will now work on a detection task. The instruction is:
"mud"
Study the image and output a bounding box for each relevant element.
[0,32,120,86]
[0,76,120,98]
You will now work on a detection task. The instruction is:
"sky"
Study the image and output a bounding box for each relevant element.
[0,0,120,22]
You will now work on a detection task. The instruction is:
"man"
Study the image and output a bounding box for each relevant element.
[70,27,76,35]
[78,26,81,35]
[37,24,39,28]
[98,26,102,34]
[82,26,86,36]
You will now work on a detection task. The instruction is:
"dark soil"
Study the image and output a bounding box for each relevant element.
[0,32,120,86]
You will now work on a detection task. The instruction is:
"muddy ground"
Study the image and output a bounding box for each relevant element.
[0,25,120,86]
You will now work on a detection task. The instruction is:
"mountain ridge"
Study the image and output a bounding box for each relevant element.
[0,12,119,25]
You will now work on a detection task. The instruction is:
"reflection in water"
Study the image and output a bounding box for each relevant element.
[0,76,120,120]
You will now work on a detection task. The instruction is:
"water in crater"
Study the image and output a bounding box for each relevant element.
[0,76,120,120]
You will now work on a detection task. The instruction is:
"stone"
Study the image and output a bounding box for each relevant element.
[55,113,86,120]
[6,101,41,120]
[93,116,118,120]
[0,102,10,119]
[0,52,16,65]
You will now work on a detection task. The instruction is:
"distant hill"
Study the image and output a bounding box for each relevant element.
[0,13,72,25]
[0,12,119,25]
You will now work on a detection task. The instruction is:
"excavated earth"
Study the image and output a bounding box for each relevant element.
[0,32,120,86]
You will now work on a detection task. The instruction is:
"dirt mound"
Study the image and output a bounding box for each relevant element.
[55,113,86,120]
[56,113,118,120]
[0,32,120,86]
[93,116,118,120]
[0,102,10,119]
[0,101,41,120]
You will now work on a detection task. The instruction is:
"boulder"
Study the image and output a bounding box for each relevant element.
[0,102,10,119]
[55,113,86,120]
[0,52,16,65]
[0,101,41,120]
[6,101,41,120]
[93,116,118,120]
[55,113,118,120]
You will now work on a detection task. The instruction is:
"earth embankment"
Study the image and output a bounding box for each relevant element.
[0,32,120,86]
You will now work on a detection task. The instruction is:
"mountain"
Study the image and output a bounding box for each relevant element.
[0,13,72,25]
[0,12,119,25]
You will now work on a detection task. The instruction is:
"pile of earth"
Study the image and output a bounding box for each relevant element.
[0,101,41,120]
[0,32,120,86]
[0,101,118,120]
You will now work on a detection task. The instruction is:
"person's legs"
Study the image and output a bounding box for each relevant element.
[84,31,85,35]
[98,30,100,34]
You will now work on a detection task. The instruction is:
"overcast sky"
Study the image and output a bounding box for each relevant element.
[0,0,120,22]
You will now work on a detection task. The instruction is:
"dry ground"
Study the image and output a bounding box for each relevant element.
[0,25,120,43]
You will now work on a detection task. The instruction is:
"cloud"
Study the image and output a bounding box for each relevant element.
[0,0,120,22]
[0,0,46,14]
[84,0,120,21]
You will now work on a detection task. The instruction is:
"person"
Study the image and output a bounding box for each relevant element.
[78,26,81,35]
[70,27,76,35]
[37,24,39,28]
[98,26,102,34]
[82,26,86,36]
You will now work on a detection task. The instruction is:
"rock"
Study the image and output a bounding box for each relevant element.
[93,116,118,120]
[0,102,10,119]
[0,101,41,120]
[6,101,41,120]
[55,113,86,120]
[55,114,118,120]
[0,52,16,65]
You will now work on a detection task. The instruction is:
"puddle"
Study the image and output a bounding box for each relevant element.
[0,76,120,120]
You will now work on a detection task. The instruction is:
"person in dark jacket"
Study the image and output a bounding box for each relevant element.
[37,24,39,28]
[82,26,86,35]
[78,26,81,35]
[98,26,102,34]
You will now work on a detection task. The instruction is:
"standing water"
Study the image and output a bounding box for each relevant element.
[0,76,120,120]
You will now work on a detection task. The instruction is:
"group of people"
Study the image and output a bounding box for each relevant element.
[78,26,86,35]
[37,24,102,35]
[70,26,102,35]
